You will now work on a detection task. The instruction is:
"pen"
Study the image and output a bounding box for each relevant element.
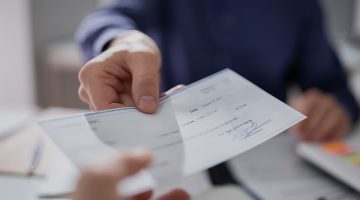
[27,138,44,176]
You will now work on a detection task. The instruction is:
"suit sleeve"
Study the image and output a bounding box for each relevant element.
[75,0,162,60]
[295,1,359,124]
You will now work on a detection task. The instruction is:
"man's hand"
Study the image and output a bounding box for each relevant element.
[291,89,351,141]
[78,30,161,113]
[73,151,190,200]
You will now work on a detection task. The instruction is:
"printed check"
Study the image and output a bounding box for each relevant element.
[39,68,305,195]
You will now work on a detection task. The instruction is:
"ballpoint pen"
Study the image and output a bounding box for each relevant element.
[27,138,44,176]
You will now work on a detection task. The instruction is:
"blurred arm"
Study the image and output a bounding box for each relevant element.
[295,0,359,124]
[75,0,162,60]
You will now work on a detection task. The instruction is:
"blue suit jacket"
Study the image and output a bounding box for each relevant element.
[76,0,359,123]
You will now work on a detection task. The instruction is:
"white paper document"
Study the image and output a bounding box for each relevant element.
[39,68,305,196]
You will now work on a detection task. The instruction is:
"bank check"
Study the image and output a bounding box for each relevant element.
[39,68,305,195]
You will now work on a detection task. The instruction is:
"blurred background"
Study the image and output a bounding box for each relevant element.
[2,0,360,110]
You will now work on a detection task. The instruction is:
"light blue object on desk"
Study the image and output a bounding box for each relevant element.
[27,138,44,176]
[0,176,37,200]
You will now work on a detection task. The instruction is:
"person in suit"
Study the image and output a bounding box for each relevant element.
[75,0,359,185]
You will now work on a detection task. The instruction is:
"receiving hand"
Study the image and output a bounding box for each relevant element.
[291,89,351,141]
[78,30,161,113]
[73,151,190,200]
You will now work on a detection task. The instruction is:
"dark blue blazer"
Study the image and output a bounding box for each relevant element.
[76,0,359,123]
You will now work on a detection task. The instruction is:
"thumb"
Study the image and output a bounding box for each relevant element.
[131,68,160,114]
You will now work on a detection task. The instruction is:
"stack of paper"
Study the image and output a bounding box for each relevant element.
[39,69,305,197]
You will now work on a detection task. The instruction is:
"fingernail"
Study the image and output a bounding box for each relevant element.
[139,96,156,111]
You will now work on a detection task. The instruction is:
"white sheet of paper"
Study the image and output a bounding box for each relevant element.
[39,68,305,196]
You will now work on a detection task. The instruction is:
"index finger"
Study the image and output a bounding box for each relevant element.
[87,79,125,111]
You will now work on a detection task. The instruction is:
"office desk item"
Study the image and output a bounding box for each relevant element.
[229,133,360,200]
[297,132,360,193]
[39,69,305,196]
[0,107,35,139]
[27,138,44,176]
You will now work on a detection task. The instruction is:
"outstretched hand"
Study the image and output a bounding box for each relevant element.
[78,30,161,113]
